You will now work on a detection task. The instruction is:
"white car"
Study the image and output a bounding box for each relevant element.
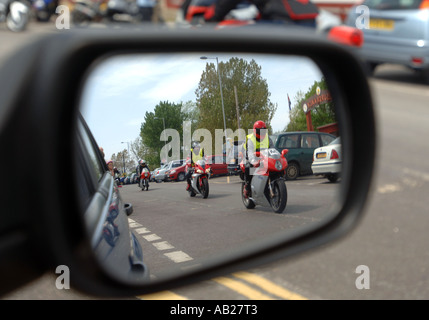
[311,137,341,182]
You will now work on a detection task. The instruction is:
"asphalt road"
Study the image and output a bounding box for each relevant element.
[121,175,338,281]
[2,21,429,300]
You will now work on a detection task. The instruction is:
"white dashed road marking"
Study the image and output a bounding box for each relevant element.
[128,218,194,264]
[164,251,194,263]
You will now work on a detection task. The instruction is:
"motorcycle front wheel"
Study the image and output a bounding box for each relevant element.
[200,177,209,199]
[270,180,287,213]
[241,182,255,209]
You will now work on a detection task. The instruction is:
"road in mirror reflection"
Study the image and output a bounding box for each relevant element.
[79,52,342,282]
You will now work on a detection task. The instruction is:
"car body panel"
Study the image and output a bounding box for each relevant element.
[77,116,148,281]
[166,164,187,181]
[206,154,228,176]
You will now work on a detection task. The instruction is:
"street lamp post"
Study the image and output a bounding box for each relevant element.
[200,56,227,144]
[154,116,166,165]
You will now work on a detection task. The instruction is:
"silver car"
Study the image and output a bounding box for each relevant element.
[154,160,185,182]
[346,0,429,74]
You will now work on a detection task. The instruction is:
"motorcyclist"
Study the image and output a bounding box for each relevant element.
[242,120,273,197]
[204,0,319,28]
[136,159,150,185]
[185,141,204,191]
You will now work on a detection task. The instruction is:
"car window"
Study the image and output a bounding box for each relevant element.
[301,134,320,149]
[278,134,299,148]
[78,120,104,183]
[330,137,341,145]
[363,0,423,10]
[76,119,106,209]
[321,134,336,146]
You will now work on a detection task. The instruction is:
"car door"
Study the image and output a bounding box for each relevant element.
[299,133,322,174]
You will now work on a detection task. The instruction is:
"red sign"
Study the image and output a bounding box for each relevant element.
[301,89,332,114]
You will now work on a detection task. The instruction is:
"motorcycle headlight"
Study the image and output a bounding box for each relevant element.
[275,160,283,171]
[206,168,210,173]
[196,169,203,174]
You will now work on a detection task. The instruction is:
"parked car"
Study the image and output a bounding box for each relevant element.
[154,159,185,182]
[271,131,336,180]
[150,168,160,182]
[311,137,342,182]
[345,0,429,74]
[166,164,187,181]
[205,154,228,177]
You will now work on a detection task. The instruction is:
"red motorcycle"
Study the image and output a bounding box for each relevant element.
[140,168,150,191]
[240,148,289,213]
[186,159,211,198]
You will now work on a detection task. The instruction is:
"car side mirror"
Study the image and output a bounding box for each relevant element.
[0,26,375,298]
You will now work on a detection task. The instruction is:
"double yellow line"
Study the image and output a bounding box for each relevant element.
[139,271,307,300]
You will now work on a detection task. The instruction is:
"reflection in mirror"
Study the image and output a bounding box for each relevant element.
[79,53,342,284]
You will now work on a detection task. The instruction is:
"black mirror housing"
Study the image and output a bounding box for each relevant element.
[0,25,376,297]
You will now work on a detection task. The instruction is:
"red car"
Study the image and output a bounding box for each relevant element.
[166,164,187,182]
[206,155,228,177]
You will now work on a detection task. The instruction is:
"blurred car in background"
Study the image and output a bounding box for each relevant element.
[154,159,185,182]
[150,167,160,182]
[311,136,342,182]
[166,164,187,182]
[345,0,429,75]
[206,154,228,177]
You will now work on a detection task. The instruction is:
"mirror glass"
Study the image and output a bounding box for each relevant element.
[78,52,343,284]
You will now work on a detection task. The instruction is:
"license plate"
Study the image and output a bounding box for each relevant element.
[316,152,327,159]
[369,19,394,30]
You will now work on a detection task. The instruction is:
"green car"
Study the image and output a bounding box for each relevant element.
[270,132,337,180]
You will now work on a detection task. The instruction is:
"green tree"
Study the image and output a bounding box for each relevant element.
[195,57,277,143]
[139,101,186,167]
[285,78,336,132]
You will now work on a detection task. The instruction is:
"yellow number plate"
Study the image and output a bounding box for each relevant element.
[369,19,395,30]
[316,152,327,159]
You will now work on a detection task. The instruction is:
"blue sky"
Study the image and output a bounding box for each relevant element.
[80,53,323,160]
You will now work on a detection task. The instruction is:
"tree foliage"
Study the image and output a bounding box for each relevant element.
[111,149,135,175]
[195,57,277,142]
[139,101,186,167]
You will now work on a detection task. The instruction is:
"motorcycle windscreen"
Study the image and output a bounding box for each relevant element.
[78,52,343,284]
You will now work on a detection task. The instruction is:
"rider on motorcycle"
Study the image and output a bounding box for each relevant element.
[185,141,204,191]
[242,120,274,197]
[204,0,319,28]
[136,159,150,183]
